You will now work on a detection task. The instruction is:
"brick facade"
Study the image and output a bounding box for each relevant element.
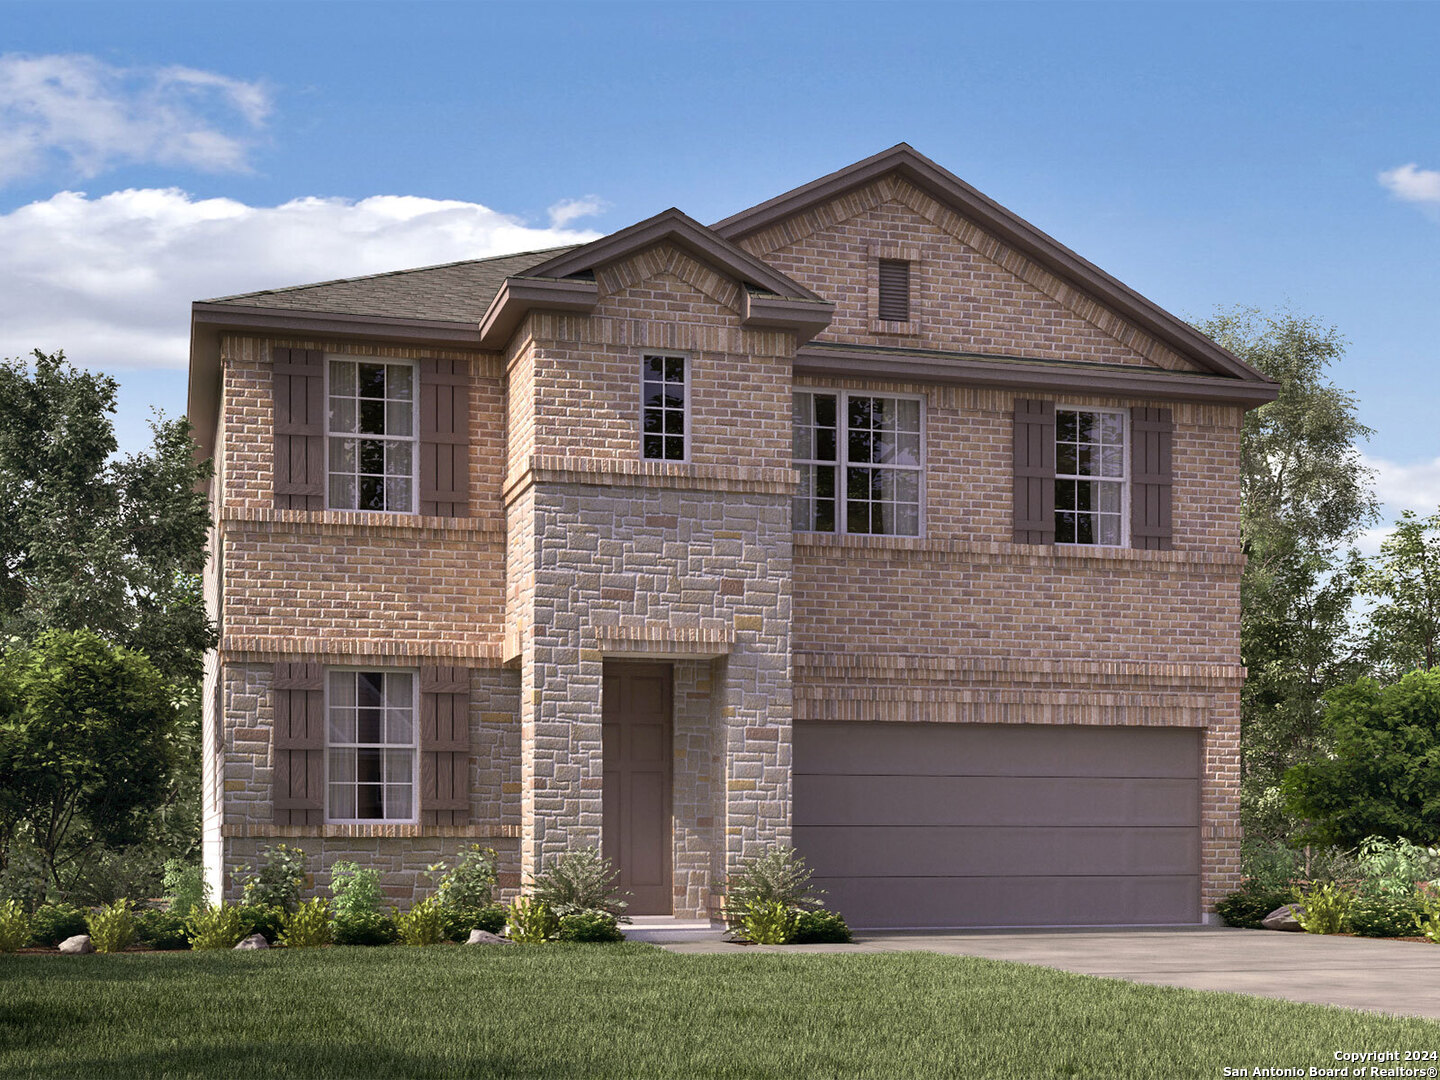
[195,147,1267,919]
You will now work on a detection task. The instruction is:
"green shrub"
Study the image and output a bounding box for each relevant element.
[442,902,509,942]
[328,860,385,919]
[506,896,558,943]
[395,897,446,947]
[739,900,798,945]
[28,903,88,947]
[162,859,207,919]
[186,904,248,950]
[237,904,285,944]
[136,909,191,950]
[1215,882,1298,929]
[436,846,498,912]
[1296,882,1355,935]
[0,899,31,952]
[88,899,137,953]
[236,843,307,913]
[333,910,398,946]
[557,911,623,942]
[723,847,823,930]
[792,908,852,944]
[1353,836,1440,899]
[1350,895,1423,938]
[529,848,627,919]
[1415,887,1440,943]
[279,897,332,948]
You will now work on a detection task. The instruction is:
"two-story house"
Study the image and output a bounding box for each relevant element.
[188,145,1276,928]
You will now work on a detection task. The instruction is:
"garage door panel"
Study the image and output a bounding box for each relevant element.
[815,874,1201,929]
[794,775,1199,828]
[794,721,1199,778]
[794,825,1199,878]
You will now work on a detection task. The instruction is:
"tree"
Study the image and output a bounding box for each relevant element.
[0,630,177,886]
[0,350,215,682]
[1282,670,1440,847]
[1353,510,1440,679]
[1194,309,1378,842]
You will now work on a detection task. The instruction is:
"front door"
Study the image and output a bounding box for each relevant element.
[602,662,673,915]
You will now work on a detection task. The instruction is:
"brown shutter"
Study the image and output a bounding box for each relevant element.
[1131,407,1174,550]
[272,347,326,509]
[418,358,470,517]
[272,662,325,825]
[1013,398,1056,544]
[419,666,470,825]
[877,259,910,321]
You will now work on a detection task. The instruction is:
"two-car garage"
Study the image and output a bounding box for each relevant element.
[792,721,1202,929]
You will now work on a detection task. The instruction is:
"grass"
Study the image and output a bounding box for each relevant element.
[2,943,1438,1078]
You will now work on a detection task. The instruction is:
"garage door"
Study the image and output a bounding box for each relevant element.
[793,722,1201,929]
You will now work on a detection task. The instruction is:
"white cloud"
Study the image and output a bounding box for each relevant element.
[1379,163,1440,205]
[1363,453,1440,514]
[0,53,271,183]
[0,187,605,369]
[547,195,609,229]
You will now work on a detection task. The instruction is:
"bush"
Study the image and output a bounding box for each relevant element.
[506,896,558,943]
[237,904,285,944]
[88,899,137,953]
[1350,895,1424,938]
[557,911,623,943]
[136,909,191,950]
[163,859,207,919]
[395,897,446,947]
[1215,882,1298,929]
[279,897,332,948]
[333,910,398,947]
[0,899,31,952]
[28,903,88,947]
[1353,836,1440,899]
[723,847,823,930]
[739,900,798,944]
[236,843,307,913]
[442,903,508,942]
[329,861,385,919]
[436,846,498,912]
[1416,889,1440,943]
[1296,882,1355,935]
[186,904,248,950]
[793,908,852,944]
[529,849,627,920]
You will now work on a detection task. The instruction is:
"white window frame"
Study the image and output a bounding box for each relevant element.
[1054,406,1129,549]
[639,352,691,464]
[324,355,420,514]
[792,390,926,538]
[323,666,420,825]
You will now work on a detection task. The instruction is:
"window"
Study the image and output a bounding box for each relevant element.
[326,669,416,822]
[793,392,922,536]
[327,359,416,512]
[642,353,687,461]
[1055,408,1127,546]
[877,258,911,321]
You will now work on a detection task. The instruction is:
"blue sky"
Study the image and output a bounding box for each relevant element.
[2,1,1438,533]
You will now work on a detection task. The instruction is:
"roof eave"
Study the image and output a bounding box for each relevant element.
[741,293,836,345]
[476,277,600,350]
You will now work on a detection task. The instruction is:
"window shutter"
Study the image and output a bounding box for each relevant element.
[418,358,470,517]
[272,347,326,509]
[1131,407,1174,550]
[272,662,325,825]
[1013,398,1056,544]
[877,259,910,321]
[419,666,470,825]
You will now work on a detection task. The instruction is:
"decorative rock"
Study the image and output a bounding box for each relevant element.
[234,933,270,950]
[1262,904,1305,932]
[58,934,95,954]
[466,929,513,945]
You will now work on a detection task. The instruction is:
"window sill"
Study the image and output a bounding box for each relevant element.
[221,822,521,839]
[221,506,501,537]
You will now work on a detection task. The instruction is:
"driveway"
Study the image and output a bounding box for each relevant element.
[660,927,1440,1020]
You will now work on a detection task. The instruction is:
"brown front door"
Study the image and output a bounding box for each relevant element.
[602,662,673,915]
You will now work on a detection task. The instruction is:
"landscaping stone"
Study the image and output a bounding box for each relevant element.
[234,933,269,950]
[1262,904,1305,932]
[58,934,94,954]
[466,929,513,945]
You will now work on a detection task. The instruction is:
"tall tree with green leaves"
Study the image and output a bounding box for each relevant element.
[1353,510,1440,679]
[1194,309,1378,841]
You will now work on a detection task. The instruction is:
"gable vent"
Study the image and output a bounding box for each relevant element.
[877,259,911,321]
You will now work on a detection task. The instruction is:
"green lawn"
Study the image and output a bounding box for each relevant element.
[1,942,1435,1079]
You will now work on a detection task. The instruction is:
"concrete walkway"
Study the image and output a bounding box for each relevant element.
[660,926,1440,1021]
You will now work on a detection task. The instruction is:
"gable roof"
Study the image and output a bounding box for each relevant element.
[713,144,1272,385]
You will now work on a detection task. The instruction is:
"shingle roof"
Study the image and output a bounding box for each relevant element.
[204,247,578,323]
